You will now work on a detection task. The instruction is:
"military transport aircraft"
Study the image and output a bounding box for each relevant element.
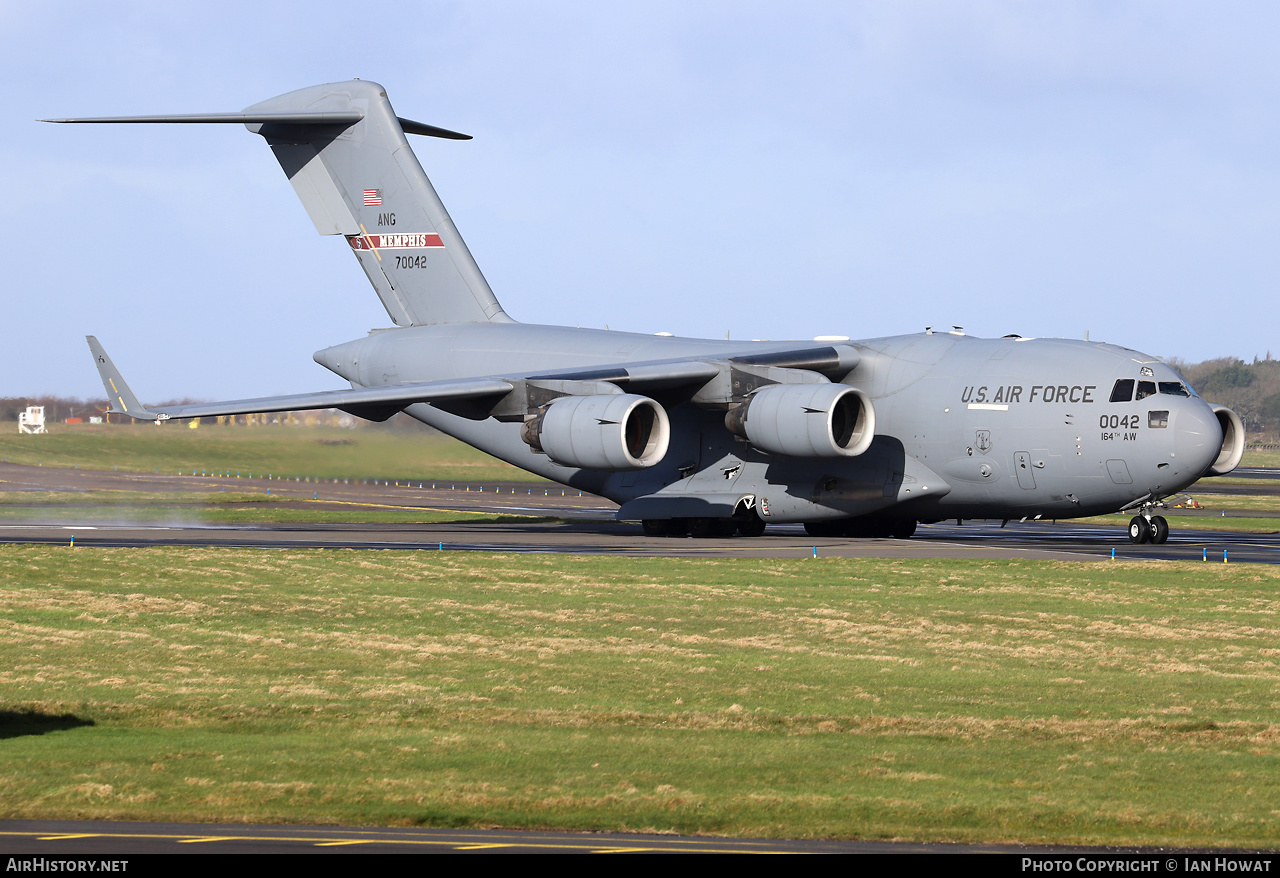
[49,80,1245,544]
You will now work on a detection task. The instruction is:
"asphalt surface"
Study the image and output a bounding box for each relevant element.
[1,818,1258,856]
[2,462,1278,563]
[1231,466,1280,480]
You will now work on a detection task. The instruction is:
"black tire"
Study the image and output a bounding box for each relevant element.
[804,520,842,538]
[641,519,667,537]
[712,519,737,537]
[869,518,894,538]
[1151,515,1169,545]
[736,514,766,537]
[890,519,917,539]
[688,517,714,538]
[840,519,873,538]
[1128,516,1150,544]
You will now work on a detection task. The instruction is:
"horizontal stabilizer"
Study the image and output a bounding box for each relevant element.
[48,80,493,328]
[41,112,364,126]
[40,112,469,139]
[396,117,472,140]
[87,337,511,422]
[40,112,471,140]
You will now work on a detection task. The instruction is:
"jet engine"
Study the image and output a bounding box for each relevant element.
[1206,404,1245,476]
[725,383,875,458]
[521,394,671,471]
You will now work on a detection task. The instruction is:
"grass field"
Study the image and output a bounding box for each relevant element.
[1243,448,1280,468]
[2,547,1278,846]
[0,423,546,484]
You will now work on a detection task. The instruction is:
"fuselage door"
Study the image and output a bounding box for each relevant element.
[1013,451,1036,490]
[1106,459,1133,485]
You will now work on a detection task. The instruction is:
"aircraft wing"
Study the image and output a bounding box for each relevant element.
[90,333,863,426]
[87,336,512,422]
[519,343,861,388]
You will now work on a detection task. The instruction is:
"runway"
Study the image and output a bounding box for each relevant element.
[0,818,1077,855]
[5,818,1215,856]
[3,462,1277,563]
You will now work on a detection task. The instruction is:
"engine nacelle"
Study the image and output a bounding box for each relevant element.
[1206,404,1245,476]
[725,383,875,458]
[522,394,670,471]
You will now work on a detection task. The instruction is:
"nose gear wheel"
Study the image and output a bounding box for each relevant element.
[1127,511,1169,545]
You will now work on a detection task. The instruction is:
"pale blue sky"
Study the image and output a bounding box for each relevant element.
[4,2,1278,400]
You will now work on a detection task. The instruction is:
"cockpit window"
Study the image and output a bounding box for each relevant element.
[1149,410,1169,428]
[1158,381,1190,397]
[1109,379,1134,402]
[1136,380,1157,400]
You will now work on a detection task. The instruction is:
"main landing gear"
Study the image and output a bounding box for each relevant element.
[1127,509,1170,545]
[640,511,917,540]
[641,507,768,538]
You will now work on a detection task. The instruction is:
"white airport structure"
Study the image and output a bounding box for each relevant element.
[18,406,46,434]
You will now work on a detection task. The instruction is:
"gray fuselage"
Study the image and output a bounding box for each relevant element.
[314,322,1224,524]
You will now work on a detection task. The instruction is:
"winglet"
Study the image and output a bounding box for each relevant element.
[86,336,158,421]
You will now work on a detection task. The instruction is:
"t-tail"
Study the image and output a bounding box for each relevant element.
[44,80,511,327]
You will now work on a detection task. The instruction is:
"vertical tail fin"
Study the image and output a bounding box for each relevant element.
[244,80,511,327]
[45,80,512,327]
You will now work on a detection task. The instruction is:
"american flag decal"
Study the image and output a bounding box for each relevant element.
[363,188,382,206]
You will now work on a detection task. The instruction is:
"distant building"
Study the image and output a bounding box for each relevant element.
[18,406,46,434]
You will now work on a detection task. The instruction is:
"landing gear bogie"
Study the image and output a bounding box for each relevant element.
[889,518,917,539]
[688,517,736,538]
[641,519,667,537]
[642,516,758,538]
[735,513,767,537]
[804,520,843,538]
[641,518,690,537]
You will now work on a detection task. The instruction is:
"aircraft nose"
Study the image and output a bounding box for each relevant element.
[1174,401,1224,476]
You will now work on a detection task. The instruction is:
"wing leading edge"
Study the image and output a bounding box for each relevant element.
[88,335,863,425]
[87,336,512,423]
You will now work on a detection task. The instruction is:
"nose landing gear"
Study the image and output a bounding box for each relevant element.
[1127,510,1170,544]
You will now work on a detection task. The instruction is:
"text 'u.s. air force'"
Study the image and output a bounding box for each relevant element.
[961,385,1098,405]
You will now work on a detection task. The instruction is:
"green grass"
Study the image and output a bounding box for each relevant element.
[1200,478,1279,488]
[1243,448,1280,468]
[2,548,1278,846]
[1169,493,1277,512]
[1079,513,1278,534]
[0,423,546,484]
